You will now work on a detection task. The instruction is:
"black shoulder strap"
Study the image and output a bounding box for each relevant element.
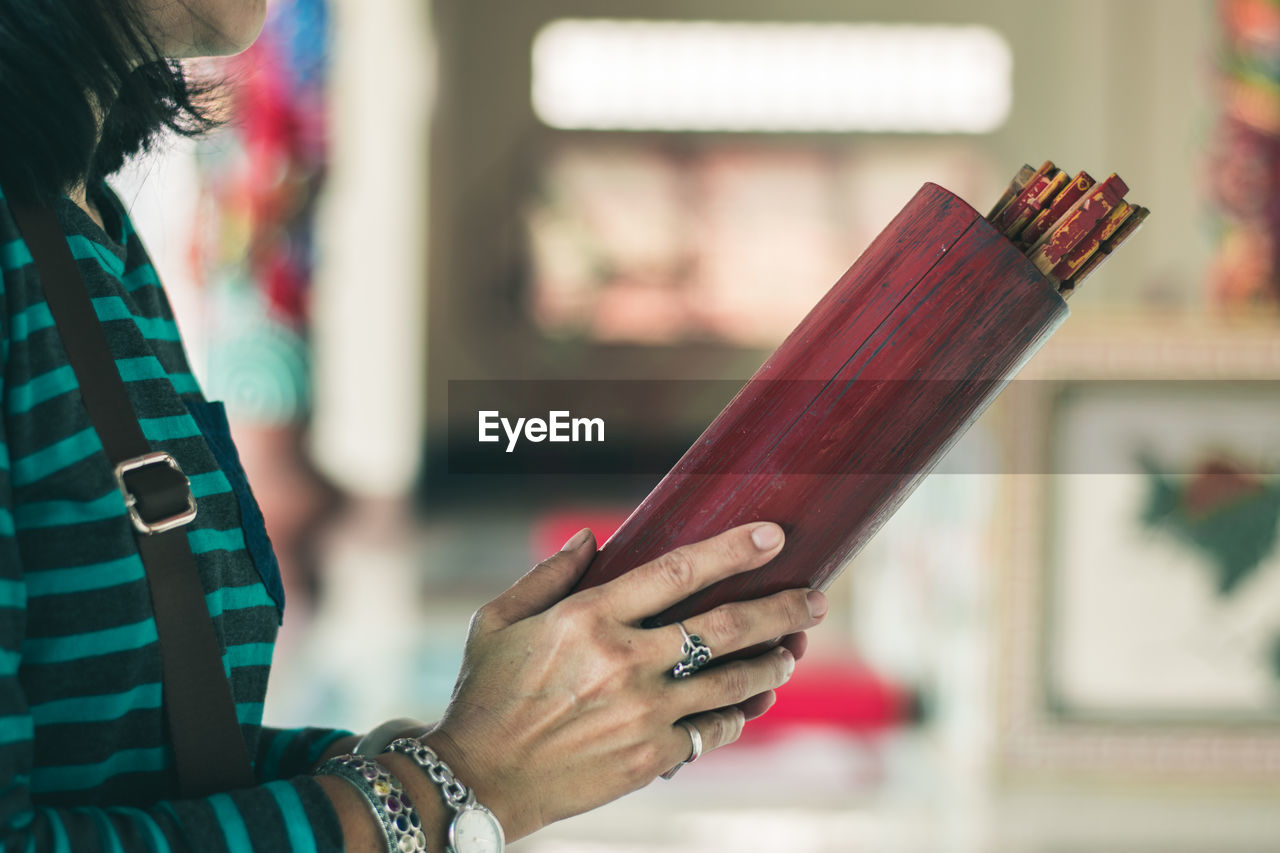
[11,201,256,797]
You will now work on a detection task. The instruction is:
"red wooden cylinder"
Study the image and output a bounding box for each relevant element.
[574,184,1068,631]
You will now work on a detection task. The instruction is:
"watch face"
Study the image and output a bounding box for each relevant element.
[449,805,505,853]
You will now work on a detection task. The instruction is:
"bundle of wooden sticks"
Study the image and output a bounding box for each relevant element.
[987,161,1148,297]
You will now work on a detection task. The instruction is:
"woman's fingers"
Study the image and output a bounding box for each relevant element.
[737,689,778,721]
[661,708,746,778]
[427,522,805,835]
[674,588,826,659]
[732,627,808,722]
[599,523,785,623]
[480,529,597,628]
[726,632,807,721]
[673,646,796,717]
[779,631,809,662]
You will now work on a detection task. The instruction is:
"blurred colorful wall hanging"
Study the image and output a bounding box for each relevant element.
[1209,0,1280,308]
[194,0,329,423]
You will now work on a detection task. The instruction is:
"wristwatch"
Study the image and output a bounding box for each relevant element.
[384,738,505,853]
[443,795,504,853]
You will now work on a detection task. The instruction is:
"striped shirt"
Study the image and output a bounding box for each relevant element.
[0,183,349,851]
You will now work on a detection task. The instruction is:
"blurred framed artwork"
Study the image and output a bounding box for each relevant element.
[995,321,1280,780]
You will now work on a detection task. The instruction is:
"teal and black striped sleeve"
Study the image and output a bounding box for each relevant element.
[0,183,358,850]
[255,727,355,783]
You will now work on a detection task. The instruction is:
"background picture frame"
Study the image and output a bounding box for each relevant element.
[994,317,1280,781]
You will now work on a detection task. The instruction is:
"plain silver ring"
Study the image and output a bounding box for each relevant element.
[660,719,704,780]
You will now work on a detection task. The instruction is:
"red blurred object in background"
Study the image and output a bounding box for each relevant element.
[532,509,631,564]
[740,659,921,743]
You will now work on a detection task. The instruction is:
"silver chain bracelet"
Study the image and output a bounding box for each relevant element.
[385,737,505,853]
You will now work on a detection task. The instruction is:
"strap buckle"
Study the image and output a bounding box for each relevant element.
[113,452,198,535]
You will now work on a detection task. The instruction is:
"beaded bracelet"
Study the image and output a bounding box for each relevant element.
[315,753,429,853]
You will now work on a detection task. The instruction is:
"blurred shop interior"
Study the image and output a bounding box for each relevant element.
[116,0,1280,850]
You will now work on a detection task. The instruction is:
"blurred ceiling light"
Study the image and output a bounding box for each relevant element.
[532,20,1012,134]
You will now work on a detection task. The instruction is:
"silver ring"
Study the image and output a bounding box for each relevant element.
[670,622,712,679]
[660,720,704,780]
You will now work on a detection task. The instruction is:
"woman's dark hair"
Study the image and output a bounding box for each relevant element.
[0,0,219,201]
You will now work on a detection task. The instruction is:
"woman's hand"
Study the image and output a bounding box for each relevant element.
[419,522,827,841]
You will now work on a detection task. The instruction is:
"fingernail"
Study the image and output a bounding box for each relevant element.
[561,528,591,552]
[806,589,828,619]
[750,523,783,551]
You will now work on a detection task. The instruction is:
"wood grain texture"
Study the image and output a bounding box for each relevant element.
[573,184,1069,646]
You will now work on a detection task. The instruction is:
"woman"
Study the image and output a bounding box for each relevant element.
[0,0,827,849]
